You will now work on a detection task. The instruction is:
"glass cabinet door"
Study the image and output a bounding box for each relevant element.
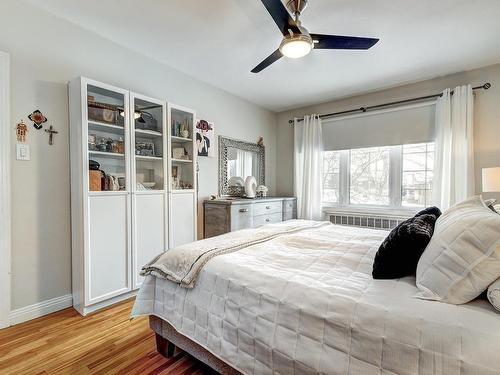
[131,94,165,191]
[170,106,195,191]
[87,83,128,192]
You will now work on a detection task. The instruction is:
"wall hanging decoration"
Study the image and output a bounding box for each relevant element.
[196,119,215,157]
[45,125,58,145]
[16,120,28,143]
[28,109,47,130]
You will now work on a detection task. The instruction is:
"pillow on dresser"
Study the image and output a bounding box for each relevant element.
[372,207,441,279]
[416,195,500,304]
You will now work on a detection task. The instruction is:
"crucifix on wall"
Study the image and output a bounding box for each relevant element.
[45,125,58,145]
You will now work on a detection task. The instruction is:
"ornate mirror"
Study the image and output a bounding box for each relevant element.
[218,136,265,196]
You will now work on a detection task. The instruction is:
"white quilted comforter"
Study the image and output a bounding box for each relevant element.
[132,221,500,375]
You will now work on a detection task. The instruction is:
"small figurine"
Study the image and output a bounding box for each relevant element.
[16,120,28,143]
[257,136,264,147]
[256,185,268,198]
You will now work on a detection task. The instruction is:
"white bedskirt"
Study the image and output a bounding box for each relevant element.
[133,221,500,375]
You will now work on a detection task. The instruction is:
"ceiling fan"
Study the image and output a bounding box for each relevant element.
[251,0,379,73]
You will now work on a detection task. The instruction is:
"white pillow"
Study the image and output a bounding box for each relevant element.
[416,195,500,304]
[487,278,500,311]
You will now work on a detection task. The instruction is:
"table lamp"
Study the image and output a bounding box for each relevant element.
[482,167,500,192]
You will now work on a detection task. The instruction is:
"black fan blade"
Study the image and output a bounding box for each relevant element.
[310,34,379,50]
[260,0,300,35]
[251,49,283,73]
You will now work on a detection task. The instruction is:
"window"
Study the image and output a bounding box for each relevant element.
[322,142,434,210]
[322,151,340,203]
[350,147,390,205]
[402,143,434,207]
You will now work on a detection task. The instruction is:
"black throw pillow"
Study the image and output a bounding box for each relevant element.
[414,206,441,218]
[372,206,441,279]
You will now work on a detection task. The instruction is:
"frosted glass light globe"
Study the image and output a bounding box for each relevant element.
[280,37,313,58]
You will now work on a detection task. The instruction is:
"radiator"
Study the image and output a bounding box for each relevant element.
[327,211,410,230]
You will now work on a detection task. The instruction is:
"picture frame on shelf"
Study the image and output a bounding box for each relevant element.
[172,147,185,160]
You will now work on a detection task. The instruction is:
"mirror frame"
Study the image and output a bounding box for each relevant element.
[218,136,265,196]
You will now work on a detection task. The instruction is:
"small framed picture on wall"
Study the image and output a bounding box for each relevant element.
[196,119,215,157]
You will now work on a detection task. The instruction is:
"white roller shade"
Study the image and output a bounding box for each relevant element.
[322,102,436,151]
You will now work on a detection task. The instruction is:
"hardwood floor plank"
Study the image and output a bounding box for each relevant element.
[0,299,211,375]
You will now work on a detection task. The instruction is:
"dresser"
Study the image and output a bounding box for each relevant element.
[203,197,297,238]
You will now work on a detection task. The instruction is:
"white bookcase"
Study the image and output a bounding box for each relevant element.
[69,77,182,315]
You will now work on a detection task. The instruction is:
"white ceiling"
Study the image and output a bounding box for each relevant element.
[27,0,500,112]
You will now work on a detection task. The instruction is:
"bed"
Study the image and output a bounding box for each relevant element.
[132,220,500,374]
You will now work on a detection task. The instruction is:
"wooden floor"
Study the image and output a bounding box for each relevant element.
[0,299,211,375]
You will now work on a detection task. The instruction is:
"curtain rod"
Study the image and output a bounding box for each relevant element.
[288,82,491,124]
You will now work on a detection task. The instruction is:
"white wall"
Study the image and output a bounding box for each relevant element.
[276,63,500,202]
[0,0,277,310]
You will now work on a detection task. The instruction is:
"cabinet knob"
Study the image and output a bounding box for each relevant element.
[239,208,249,213]
[266,218,270,222]
[266,206,271,209]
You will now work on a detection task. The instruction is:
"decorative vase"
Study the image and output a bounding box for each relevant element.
[245,176,257,198]
[181,129,189,138]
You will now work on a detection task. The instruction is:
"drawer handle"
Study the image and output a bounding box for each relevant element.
[239,208,249,213]
[266,218,270,222]
[266,206,271,209]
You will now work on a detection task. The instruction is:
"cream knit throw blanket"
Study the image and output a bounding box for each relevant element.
[140,220,330,288]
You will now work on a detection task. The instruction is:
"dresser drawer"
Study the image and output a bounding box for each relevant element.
[283,211,295,221]
[253,213,282,227]
[283,200,296,214]
[230,204,253,230]
[253,201,282,216]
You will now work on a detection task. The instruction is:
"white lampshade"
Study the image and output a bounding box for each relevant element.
[482,167,500,192]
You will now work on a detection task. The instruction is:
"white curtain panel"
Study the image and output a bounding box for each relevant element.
[433,85,475,210]
[294,115,323,220]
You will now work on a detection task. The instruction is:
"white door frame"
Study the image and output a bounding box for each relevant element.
[0,51,11,329]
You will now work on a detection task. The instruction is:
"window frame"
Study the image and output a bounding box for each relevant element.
[322,143,433,215]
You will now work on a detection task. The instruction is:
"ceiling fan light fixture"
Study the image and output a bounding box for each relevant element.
[279,34,313,59]
[251,0,379,72]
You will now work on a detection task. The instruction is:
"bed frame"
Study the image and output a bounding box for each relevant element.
[150,316,242,374]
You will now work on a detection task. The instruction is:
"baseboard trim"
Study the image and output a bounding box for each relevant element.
[80,290,137,316]
[9,294,73,326]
